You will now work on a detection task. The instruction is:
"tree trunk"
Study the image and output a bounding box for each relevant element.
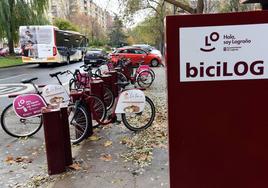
[197,0,204,13]
[8,0,15,55]
[8,36,14,54]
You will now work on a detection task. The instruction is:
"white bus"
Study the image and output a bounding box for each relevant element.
[19,25,88,65]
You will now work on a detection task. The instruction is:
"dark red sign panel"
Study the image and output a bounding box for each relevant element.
[166,11,268,188]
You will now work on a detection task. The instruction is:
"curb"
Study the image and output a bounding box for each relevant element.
[0,63,35,69]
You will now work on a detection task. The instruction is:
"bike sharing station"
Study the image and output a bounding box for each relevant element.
[10,68,152,175]
[166,5,268,188]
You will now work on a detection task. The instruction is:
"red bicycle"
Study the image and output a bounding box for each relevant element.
[96,57,155,89]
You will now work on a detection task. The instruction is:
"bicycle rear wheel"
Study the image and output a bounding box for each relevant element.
[86,95,107,128]
[121,96,155,131]
[103,86,114,110]
[1,103,42,138]
[68,104,91,144]
[136,70,154,88]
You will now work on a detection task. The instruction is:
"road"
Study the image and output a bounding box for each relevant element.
[0,62,84,111]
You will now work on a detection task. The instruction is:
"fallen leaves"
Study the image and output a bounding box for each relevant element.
[5,155,14,164]
[104,140,113,147]
[4,155,33,164]
[68,163,82,170]
[120,94,168,167]
[100,154,112,161]
[89,135,101,141]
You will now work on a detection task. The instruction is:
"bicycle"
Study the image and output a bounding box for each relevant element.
[88,76,156,131]
[0,77,91,144]
[67,67,114,110]
[49,71,107,129]
[96,57,155,89]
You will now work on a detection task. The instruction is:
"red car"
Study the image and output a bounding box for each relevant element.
[110,47,162,67]
[0,48,9,57]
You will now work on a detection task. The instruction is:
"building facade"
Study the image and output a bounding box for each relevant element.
[47,0,113,31]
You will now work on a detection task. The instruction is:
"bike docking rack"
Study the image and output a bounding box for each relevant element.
[90,79,105,102]
[106,71,119,97]
[41,104,73,175]
[99,72,119,98]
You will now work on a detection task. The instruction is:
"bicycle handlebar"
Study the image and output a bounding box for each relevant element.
[49,72,62,78]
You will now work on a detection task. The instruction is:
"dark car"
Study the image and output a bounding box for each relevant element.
[84,49,107,66]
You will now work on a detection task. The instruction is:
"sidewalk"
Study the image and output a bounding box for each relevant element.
[47,67,169,188]
[0,67,169,188]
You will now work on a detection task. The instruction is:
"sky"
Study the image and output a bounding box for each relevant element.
[94,0,120,15]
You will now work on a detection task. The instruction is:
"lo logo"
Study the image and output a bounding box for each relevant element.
[200,32,219,52]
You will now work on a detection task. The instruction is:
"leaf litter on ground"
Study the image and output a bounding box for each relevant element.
[120,94,168,167]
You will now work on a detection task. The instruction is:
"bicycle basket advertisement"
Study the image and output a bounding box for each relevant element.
[42,85,70,106]
[13,94,47,119]
[115,89,145,114]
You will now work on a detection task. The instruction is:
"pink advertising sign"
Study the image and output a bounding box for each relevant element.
[13,94,47,119]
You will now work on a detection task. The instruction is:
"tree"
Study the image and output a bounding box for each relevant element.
[0,0,48,54]
[53,18,78,31]
[220,0,256,12]
[203,0,221,13]
[164,0,204,13]
[127,16,162,47]
[108,16,127,47]
[68,13,107,47]
[120,0,173,53]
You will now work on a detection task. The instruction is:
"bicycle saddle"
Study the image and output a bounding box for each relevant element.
[21,77,38,84]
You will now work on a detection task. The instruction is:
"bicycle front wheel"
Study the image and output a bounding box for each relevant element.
[68,104,91,144]
[1,103,42,138]
[121,96,155,131]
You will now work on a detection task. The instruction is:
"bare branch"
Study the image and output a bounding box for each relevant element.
[164,0,195,13]
[146,0,162,16]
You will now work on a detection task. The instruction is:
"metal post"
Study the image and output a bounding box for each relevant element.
[42,108,66,175]
[60,107,73,166]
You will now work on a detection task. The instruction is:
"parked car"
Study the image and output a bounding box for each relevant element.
[110,47,162,67]
[132,44,163,60]
[84,49,107,66]
[0,48,9,57]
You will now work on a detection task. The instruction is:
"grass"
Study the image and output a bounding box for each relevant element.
[0,56,23,68]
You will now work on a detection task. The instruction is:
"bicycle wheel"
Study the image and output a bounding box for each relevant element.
[136,70,154,88]
[68,104,91,144]
[121,96,155,131]
[86,95,107,128]
[150,69,156,80]
[117,72,128,83]
[103,86,114,110]
[1,103,42,138]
